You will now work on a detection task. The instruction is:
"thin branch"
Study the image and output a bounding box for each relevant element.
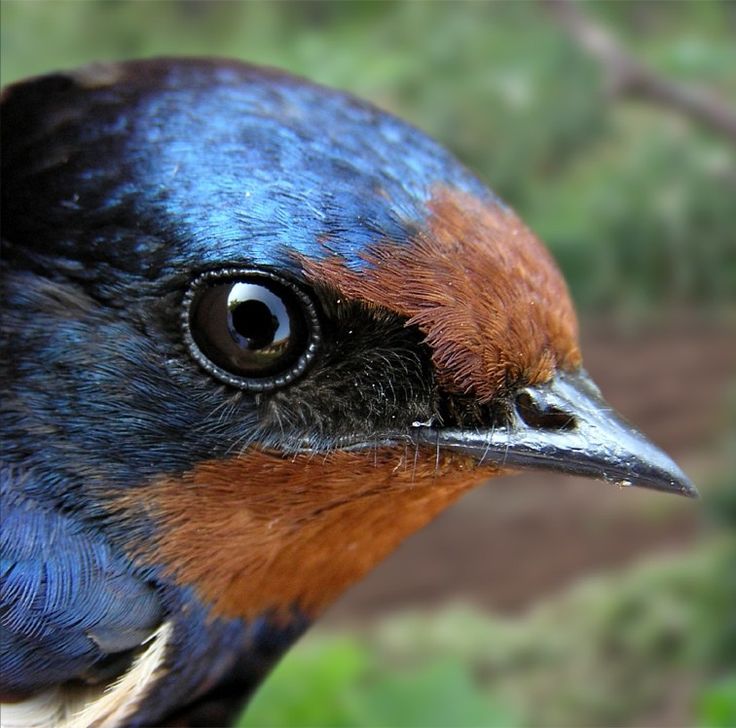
[544,0,736,143]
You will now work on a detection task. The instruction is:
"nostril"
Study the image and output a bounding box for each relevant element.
[515,392,577,431]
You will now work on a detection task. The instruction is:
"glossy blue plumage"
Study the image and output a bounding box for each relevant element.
[0,464,162,694]
[5,60,495,281]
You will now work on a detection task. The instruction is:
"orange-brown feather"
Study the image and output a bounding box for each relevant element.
[301,187,581,401]
[111,448,501,622]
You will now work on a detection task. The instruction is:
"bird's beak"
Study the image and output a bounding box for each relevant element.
[413,370,698,498]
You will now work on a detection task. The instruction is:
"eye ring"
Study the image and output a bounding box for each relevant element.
[181,268,321,391]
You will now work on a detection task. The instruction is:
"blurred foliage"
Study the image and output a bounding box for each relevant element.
[705,390,736,531]
[241,534,736,727]
[243,640,514,728]
[698,674,736,728]
[2,0,735,315]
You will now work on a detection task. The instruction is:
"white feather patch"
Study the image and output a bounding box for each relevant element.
[1,621,172,728]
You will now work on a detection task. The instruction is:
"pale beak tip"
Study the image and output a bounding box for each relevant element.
[670,471,699,499]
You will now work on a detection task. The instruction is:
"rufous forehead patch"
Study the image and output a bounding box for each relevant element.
[301,187,581,401]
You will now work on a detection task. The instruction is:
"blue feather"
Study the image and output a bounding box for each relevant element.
[0,465,162,694]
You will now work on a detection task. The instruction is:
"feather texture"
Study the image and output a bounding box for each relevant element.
[0,465,162,695]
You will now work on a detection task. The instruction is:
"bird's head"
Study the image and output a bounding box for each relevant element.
[1,59,694,629]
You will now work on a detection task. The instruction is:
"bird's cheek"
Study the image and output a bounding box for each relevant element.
[108,448,500,622]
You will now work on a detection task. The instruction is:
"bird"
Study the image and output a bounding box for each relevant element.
[0,57,696,727]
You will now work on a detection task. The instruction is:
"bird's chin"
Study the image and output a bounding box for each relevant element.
[292,369,697,499]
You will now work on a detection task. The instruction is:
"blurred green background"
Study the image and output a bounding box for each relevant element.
[2,1,734,726]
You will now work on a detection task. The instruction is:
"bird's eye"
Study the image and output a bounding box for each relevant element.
[182,269,321,391]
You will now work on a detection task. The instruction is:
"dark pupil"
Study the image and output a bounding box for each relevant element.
[228,287,287,350]
[230,300,278,348]
[191,279,306,377]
